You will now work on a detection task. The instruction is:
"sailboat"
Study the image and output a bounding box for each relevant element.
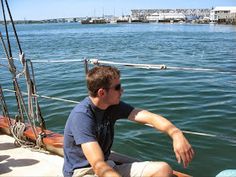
[0,1,191,176]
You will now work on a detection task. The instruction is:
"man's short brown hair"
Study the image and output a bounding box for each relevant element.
[86,65,120,97]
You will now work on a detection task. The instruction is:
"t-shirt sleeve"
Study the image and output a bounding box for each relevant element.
[70,112,97,145]
[110,101,134,120]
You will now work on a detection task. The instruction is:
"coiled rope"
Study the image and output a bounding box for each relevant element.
[10,121,49,153]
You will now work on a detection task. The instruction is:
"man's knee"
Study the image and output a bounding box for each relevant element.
[155,162,173,176]
[145,161,173,177]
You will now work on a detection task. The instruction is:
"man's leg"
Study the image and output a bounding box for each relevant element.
[114,161,173,177]
[72,167,96,177]
[72,160,116,177]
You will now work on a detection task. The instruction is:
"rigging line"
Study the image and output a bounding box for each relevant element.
[3,89,236,143]
[0,63,9,68]
[182,130,236,144]
[145,124,236,144]
[29,59,85,63]
[1,35,38,140]
[4,0,23,54]
[0,32,23,120]
[88,59,218,72]
[0,85,11,126]
[0,33,10,60]
[0,57,19,61]
[0,57,232,73]
[27,60,46,130]
[2,88,80,104]
[0,58,84,63]
[0,0,12,58]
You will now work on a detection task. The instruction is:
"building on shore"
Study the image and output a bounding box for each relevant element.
[132,8,210,22]
[210,6,236,24]
[146,12,186,23]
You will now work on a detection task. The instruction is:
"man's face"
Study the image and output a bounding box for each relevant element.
[104,78,123,106]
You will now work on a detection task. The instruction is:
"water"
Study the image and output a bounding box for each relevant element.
[1,23,236,176]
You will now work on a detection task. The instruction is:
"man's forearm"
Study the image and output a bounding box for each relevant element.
[129,109,181,137]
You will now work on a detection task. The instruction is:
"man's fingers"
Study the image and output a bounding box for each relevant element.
[176,150,191,168]
[186,147,194,163]
[175,152,181,164]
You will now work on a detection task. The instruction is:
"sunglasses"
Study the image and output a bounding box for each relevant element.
[110,83,121,91]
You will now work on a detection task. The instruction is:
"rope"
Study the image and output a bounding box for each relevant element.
[0,57,231,73]
[28,59,84,63]
[3,88,235,143]
[10,120,49,153]
[28,60,46,130]
[0,85,11,126]
[0,63,9,68]
[183,130,236,143]
[3,88,80,104]
[0,0,12,58]
[145,124,236,144]
[3,0,23,54]
[88,59,217,72]
[10,120,34,147]
[35,132,46,149]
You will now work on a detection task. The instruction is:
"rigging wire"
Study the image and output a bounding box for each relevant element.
[0,0,12,57]
[0,85,11,126]
[0,57,234,73]
[2,87,236,144]
[3,0,23,54]
[3,88,80,104]
[0,0,46,147]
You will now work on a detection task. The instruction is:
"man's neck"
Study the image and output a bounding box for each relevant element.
[89,96,108,110]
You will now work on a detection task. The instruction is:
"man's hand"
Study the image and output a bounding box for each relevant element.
[171,130,194,168]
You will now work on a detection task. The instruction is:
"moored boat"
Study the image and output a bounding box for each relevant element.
[81,17,107,24]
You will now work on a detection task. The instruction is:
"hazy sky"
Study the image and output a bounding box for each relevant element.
[4,0,236,20]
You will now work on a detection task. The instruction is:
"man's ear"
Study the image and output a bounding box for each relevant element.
[97,88,106,97]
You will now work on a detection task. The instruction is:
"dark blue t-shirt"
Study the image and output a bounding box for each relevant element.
[63,97,134,177]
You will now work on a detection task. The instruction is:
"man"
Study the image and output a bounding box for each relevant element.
[63,65,194,177]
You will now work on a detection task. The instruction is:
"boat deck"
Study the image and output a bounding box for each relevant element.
[0,134,63,176]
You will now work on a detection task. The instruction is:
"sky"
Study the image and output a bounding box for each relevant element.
[3,0,236,20]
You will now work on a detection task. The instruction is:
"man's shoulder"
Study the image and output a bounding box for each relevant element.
[68,97,93,120]
[73,97,91,112]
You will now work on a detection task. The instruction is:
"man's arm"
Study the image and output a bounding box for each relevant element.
[81,141,121,177]
[128,109,194,168]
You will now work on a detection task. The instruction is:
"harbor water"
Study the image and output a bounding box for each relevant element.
[1,23,236,176]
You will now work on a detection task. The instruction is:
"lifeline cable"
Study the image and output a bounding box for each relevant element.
[0,57,233,73]
[3,87,236,144]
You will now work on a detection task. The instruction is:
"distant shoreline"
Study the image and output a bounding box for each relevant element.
[1,20,235,25]
[1,7,236,25]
